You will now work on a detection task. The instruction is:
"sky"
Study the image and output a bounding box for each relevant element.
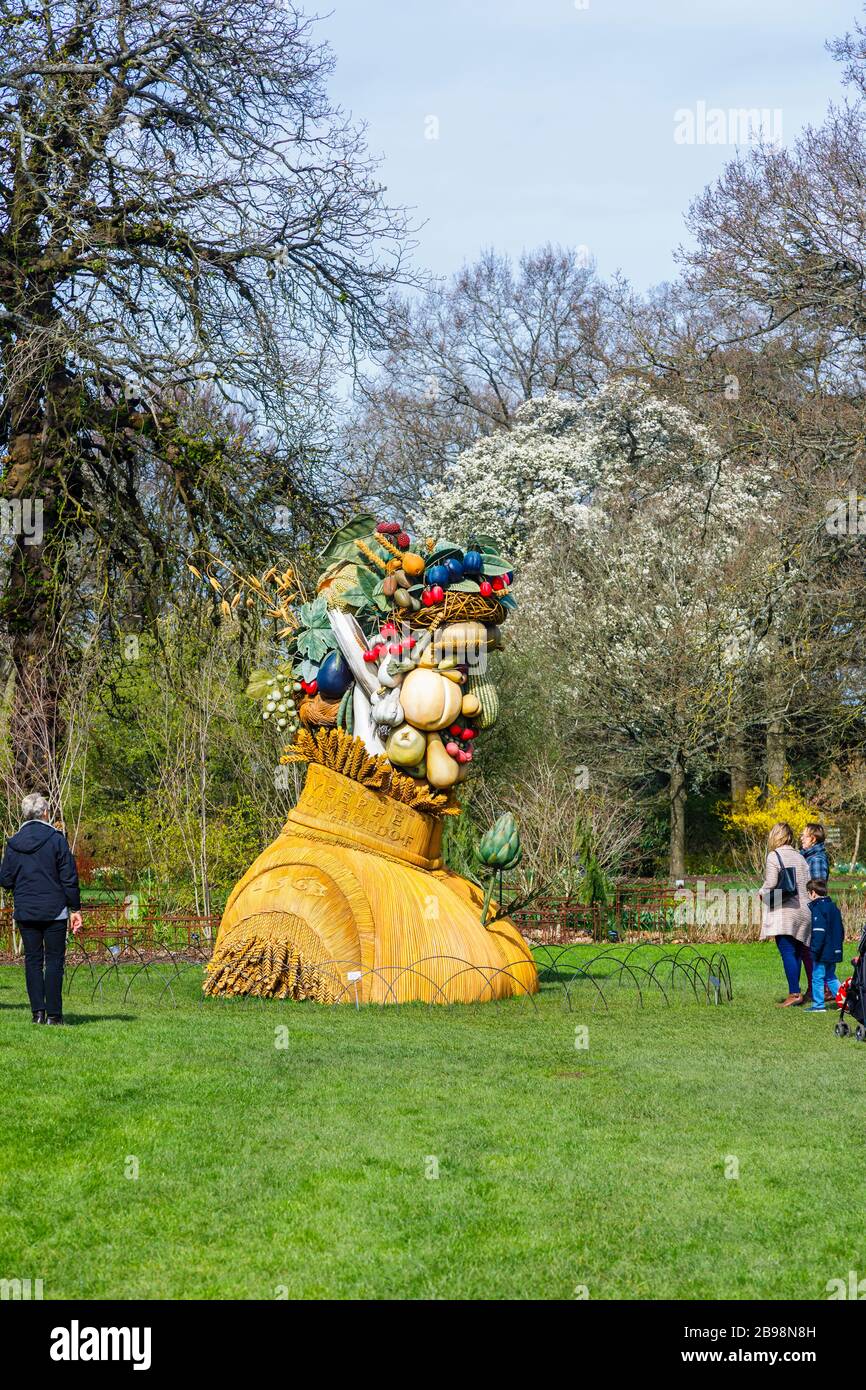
[321,0,860,291]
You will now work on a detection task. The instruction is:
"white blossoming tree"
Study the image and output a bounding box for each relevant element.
[420,381,773,874]
[415,380,738,560]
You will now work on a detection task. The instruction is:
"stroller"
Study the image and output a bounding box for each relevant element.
[835,925,866,1041]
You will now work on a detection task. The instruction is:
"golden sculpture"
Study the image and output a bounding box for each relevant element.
[200,516,539,1004]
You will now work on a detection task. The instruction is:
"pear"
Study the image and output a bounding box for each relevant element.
[425,732,462,788]
[386,724,427,767]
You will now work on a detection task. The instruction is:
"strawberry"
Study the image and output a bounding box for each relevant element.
[397,532,411,549]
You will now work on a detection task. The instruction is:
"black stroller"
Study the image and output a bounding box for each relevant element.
[835,925,866,1041]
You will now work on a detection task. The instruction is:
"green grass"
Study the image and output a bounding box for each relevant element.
[1,944,863,1300]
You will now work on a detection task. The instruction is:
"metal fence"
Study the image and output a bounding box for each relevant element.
[2,880,866,956]
[0,907,221,959]
[511,881,866,944]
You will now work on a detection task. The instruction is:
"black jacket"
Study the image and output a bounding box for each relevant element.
[809,896,844,965]
[0,820,81,922]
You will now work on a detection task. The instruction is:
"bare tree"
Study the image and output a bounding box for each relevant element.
[0,0,413,781]
[339,244,610,514]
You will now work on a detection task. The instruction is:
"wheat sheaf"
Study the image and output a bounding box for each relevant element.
[282,727,459,816]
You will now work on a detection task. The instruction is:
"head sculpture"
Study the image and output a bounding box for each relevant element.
[248,515,515,809]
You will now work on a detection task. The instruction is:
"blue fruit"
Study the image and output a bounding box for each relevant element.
[463,549,483,576]
[316,651,353,699]
[444,556,464,581]
[425,563,450,587]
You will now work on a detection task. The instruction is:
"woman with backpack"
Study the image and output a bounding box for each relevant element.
[760,820,813,1007]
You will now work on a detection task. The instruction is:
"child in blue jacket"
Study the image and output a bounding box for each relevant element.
[800,823,830,881]
[804,878,844,1012]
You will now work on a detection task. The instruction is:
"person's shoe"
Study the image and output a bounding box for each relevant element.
[31,1010,46,1024]
[804,1003,827,1012]
[777,993,803,1007]
[46,1015,64,1026]
[825,988,837,1002]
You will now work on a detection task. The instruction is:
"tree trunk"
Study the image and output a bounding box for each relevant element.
[669,753,687,879]
[729,732,750,804]
[2,364,82,798]
[766,719,786,788]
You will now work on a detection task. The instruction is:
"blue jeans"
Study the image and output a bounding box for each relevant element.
[775,934,813,995]
[812,961,840,1006]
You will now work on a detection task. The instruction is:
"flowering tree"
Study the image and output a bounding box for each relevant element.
[415,380,739,559]
[421,381,774,874]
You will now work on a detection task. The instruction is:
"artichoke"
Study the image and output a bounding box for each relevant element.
[477,812,521,870]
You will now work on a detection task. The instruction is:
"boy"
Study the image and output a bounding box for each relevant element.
[800,823,829,882]
[804,878,844,1012]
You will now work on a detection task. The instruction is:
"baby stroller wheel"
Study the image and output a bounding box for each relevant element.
[835,1021,851,1037]
[855,1025,866,1043]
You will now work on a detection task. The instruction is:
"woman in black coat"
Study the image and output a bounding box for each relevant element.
[0,793,82,1023]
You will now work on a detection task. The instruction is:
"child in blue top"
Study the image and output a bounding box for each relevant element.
[800,823,830,881]
[804,878,844,1012]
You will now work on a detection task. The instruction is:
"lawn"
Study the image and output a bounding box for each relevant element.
[0,944,863,1300]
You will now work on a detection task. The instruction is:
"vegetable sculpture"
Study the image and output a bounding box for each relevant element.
[201,515,537,1005]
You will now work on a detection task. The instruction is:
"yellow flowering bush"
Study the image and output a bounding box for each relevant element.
[722,778,820,875]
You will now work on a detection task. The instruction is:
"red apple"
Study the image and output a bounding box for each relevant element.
[462,728,477,741]
[430,584,445,603]
[421,588,435,606]
[449,724,463,737]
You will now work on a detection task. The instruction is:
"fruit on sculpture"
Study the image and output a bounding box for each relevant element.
[317,651,353,699]
[465,672,499,729]
[430,621,487,663]
[401,552,426,579]
[386,724,427,766]
[399,667,463,731]
[425,731,463,788]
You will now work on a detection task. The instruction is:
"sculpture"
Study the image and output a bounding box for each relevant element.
[200,515,538,1004]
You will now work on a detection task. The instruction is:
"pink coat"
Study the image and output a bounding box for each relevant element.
[760,844,812,943]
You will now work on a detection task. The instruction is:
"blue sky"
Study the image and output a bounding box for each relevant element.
[322,0,860,290]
